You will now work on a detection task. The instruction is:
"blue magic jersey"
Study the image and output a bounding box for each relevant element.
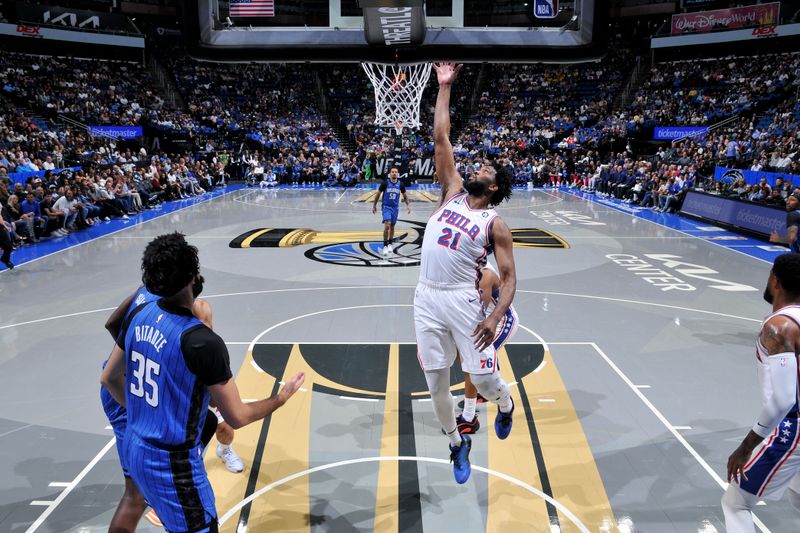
[128,285,158,316]
[102,286,159,423]
[380,178,405,208]
[118,299,230,532]
[122,300,208,449]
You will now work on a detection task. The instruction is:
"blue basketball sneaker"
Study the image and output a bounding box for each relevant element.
[494,398,514,440]
[449,435,472,484]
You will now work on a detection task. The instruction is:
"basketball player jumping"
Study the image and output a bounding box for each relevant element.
[415,62,516,484]
[723,253,800,531]
[102,233,305,533]
[372,166,411,256]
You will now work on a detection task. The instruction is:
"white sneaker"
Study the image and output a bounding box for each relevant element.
[122,214,129,220]
[387,244,394,254]
[382,246,389,257]
[216,444,244,473]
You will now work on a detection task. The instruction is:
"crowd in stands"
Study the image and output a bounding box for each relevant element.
[4,39,800,267]
[0,148,228,268]
[628,52,800,129]
[0,52,164,126]
[154,45,355,185]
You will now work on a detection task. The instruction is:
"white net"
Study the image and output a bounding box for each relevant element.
[361,62,433,134]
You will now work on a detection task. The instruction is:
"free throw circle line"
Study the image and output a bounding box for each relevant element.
[218,455,590,532]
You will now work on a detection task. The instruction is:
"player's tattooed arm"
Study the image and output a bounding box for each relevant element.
[759,316,797,355]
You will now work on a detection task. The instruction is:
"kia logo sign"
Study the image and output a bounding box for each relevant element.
[752,25,777,36]
[16,25,41,36]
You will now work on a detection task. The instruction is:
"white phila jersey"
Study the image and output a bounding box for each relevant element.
[756,305,800,413]
[419,192,498,286]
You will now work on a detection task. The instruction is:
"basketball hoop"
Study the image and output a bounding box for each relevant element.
[361,62,432,135]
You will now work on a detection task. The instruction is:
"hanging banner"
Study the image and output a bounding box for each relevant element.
[671,2,780,35]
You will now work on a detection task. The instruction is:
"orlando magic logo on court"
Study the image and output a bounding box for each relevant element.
[230,223,569,267]
[306,221,426,267]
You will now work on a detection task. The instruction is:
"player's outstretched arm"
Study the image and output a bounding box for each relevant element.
[433,62,463,205]
[472,219,516,351]
[210,372,306,430]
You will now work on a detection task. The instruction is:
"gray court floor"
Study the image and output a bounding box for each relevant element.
[0,187,796,532]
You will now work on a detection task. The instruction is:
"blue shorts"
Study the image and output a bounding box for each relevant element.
[101,359,130,477]
[124,434,218,533]
[382,205,399,225]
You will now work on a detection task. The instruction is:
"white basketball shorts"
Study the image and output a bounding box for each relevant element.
[414,280,516,375]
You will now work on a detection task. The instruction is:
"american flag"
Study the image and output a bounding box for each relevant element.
[230,0,275,18]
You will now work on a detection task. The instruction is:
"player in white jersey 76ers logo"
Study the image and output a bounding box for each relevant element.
[414,62,516,484]
[724,253,800,531]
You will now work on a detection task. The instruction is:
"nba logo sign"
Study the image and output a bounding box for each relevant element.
[533,0,557,19]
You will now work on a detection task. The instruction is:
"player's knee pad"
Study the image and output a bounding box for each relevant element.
[469,372,510,403]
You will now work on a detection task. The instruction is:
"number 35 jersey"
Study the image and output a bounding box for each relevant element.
[420,191,498,287]
[117,299,232,450]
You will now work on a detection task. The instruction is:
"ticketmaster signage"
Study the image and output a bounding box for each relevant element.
[88,126,143,139]
[680,191,785,236]
[653,126,708,141]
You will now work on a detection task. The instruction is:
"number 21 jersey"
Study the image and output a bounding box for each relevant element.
[420,192,498,286]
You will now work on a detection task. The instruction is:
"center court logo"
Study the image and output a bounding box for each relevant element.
[230,221,569,267]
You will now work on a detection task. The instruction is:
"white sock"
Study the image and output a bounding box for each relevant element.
[497,396,512,414]
[446,427,462,447]
[462,397,477,422]
[218,443,230,453]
